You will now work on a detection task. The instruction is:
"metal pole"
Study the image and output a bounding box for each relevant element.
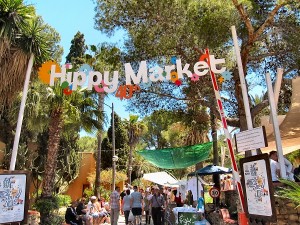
[265,73,286,178]
[10,54,34,171]
[231,26,256,156]
[273,68,283,108]
[112,103,116,190]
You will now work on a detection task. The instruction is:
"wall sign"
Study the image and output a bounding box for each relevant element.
[235,126,268,152]
[240,154,276,222]
[0,171,30,224]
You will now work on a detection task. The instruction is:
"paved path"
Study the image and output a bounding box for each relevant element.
[117,214,154,225]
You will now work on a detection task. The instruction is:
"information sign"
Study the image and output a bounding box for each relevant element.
[235,126,267,152]
[0,171,30,224]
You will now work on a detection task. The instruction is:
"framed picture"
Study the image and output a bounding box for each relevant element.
[0,170,30,224]
[240,154,276,222]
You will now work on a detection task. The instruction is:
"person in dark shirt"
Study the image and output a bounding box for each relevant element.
[294,165,300,182]
[76,198,88,225]
[120,190,126,215]
[120,190,126,200]
[65,201,80,225]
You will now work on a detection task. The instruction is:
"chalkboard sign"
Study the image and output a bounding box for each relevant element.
[0,171,30,224]
[178,212,202,225]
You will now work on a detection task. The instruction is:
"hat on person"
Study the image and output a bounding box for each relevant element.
[90,196,97,200]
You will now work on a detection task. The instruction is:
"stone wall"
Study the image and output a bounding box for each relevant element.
[220,190,300,225]
[220,190,238,214]
[24,210,40,225]
[269,196,300,225]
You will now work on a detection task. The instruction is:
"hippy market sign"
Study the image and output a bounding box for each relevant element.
[38,53,232,99]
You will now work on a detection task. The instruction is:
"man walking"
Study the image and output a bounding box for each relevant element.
[150,187,165,225]
[110,186,120,225]
[130,185,143,225]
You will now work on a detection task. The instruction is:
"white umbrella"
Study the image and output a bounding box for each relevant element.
[143,172,177,186]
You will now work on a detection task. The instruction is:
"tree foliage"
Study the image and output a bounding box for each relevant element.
[94,0,300,133]
[0,0,62,107]
[65,31,87,65]
[77,136,97,152]
[101,114,129,170]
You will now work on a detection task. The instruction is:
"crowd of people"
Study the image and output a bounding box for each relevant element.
[64,154,299,225]
[220,175,234,191]
[65,195,111,225]
[120,185,184,225]
[65,185,185,225]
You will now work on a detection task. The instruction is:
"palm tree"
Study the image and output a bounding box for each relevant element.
[125,115,146,184]
[0,0,50,107]
[40,82,101,198]
[85,43,122,197]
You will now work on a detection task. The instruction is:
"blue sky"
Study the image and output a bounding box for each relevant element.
[28,0,130,134]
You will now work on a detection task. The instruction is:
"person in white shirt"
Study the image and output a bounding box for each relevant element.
[284,157,295,181]
[269,151,280,182]
[122,189,132,225]
[130,186,143,225]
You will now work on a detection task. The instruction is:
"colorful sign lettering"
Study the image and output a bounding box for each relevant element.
[38,54,231,99]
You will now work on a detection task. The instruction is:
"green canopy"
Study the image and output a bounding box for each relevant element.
[137,142,212,169]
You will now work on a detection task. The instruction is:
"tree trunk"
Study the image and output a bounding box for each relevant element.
[128,145,133,184]
[95,93,104,198]
[41,107,63,198]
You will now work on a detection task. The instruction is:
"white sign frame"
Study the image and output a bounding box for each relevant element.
[234,126,267,152]
[0,171,30,224]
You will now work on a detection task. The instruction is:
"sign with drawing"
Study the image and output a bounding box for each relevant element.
[240,154,276,222]
[0,171,30,224]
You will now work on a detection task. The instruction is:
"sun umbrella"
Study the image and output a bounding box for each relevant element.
[187,164,232,176]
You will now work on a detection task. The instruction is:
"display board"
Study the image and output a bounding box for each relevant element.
[0,171,30,224]
[240,154,276,222]
[178,212,203,225]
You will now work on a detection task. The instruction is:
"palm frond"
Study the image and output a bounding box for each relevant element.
[277,178,300,208]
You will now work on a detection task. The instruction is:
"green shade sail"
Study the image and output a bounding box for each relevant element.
[137,142,212,169]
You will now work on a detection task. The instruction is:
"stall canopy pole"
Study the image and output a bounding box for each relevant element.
[265,72,286,178]
[205,48,246,213]
[231,25,256,156]
[10,54,34,171]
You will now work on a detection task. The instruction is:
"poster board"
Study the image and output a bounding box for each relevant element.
[240,154,276,222]
[0,170,30,224]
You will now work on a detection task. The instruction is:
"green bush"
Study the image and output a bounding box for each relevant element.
[56,194,72,207]
[34,197,62,225]
[83,188,94,198]
[34,197,59,215]
[278,179,300,208]
[44,214,64,225]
